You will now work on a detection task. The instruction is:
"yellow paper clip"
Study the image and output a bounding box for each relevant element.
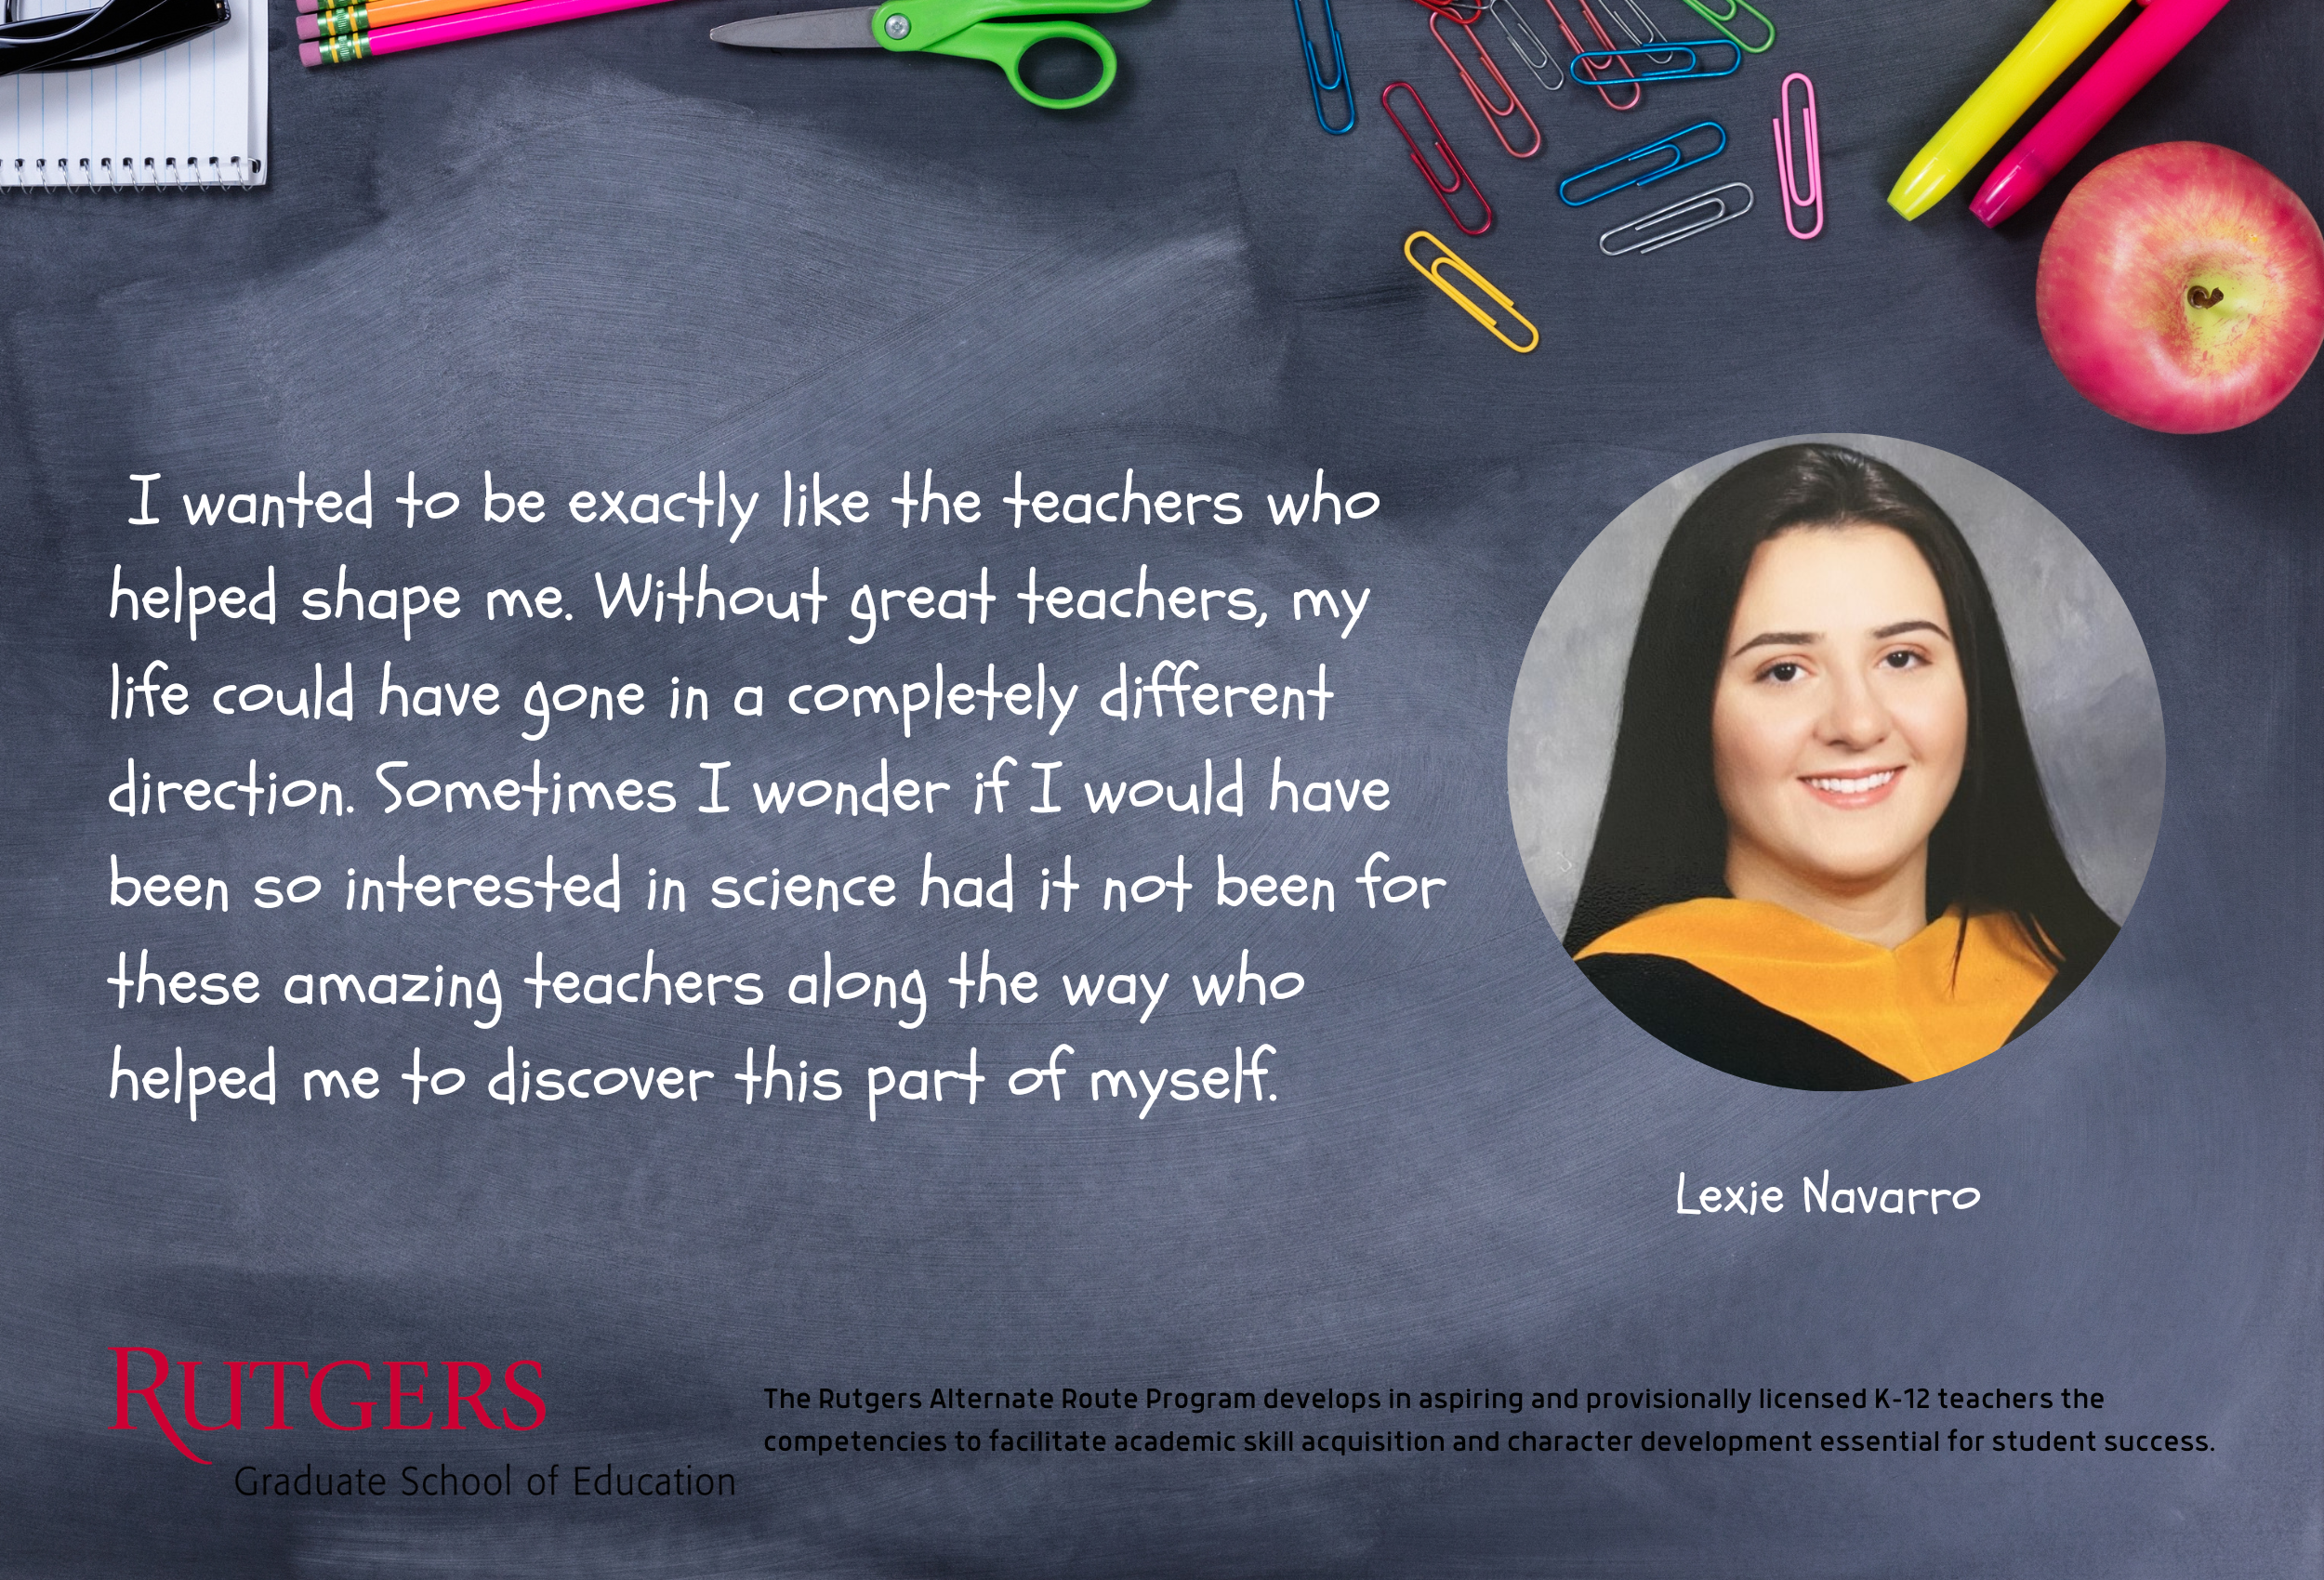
[1403,230,1538,353]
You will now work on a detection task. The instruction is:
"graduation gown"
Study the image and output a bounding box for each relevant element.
[1573,899,2062,1090]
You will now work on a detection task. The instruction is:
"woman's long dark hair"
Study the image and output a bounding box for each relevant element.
[1564,444,2118,993]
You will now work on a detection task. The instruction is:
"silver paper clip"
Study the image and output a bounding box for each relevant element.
[1599,180,1754,255]
[1598,0,1679,66]
[1478,0,1562,92]
[1773,71,1822,239]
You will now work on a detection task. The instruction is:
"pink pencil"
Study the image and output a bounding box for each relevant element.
[1970,0,2235,226]
[300,0,682,64]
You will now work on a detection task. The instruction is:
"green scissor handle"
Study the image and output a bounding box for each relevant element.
[933,20,1118,110]
[872,0,1151,110]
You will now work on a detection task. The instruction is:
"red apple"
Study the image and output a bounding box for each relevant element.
[2036,142,2324,433]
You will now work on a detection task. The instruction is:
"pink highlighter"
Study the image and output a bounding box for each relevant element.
[1971,0,2234,226]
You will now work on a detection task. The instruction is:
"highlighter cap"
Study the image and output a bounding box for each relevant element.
[1888,163,1961,221]
[1971,153,2058,228]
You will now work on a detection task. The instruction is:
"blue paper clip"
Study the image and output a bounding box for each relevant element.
[1557,121,1726,207]
[1291,0,1356,135]
[1566,38,1739,83]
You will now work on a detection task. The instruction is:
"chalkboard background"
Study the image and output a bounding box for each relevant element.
[4,1,2318,1574]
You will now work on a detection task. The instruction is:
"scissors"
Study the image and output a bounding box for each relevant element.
[711,0,1150,111]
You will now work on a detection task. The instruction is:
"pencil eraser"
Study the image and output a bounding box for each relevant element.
[296,0,318,14]
[296,13,319,38]
[299,39,323,65]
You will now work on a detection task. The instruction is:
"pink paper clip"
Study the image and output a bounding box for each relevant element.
[1429,7,1544,158]
[1773,71,1823,239]
[1383,81,1494,236]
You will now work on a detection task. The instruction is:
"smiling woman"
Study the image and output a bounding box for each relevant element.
[1528,442,2146,1091]
[1710,524,1971,949]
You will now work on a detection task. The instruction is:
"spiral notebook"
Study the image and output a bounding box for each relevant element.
[0,0,267,189]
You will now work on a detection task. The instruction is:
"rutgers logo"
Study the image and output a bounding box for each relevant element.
[112,1348,546,1465]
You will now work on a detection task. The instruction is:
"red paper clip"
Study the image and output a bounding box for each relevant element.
[1539,0,1642,110]
[1428,7,1542,159]
[1382,81,1493,236]
[1406,0,1487,22]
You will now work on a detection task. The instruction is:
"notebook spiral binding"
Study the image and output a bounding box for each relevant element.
[1,0,266,190]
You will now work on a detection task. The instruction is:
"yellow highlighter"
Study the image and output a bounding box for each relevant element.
[1888,0,2135,219]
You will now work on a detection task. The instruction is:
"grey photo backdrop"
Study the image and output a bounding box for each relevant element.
[1510,434,2167,939]
[3,3,2318,1577]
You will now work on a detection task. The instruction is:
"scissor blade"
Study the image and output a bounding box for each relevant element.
[709,5,877,47]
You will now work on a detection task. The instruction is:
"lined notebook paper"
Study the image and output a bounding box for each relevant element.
[1,0,267,189]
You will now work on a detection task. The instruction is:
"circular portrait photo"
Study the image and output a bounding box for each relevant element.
[1509,437,2165,1091]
